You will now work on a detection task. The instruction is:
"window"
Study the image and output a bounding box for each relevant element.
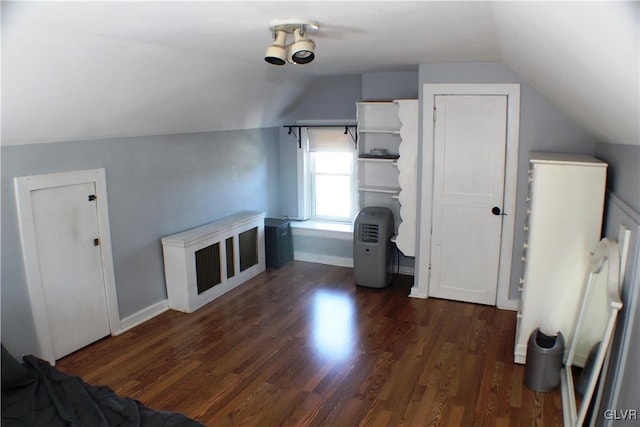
[306,127,357,223]
[310,152,354,220]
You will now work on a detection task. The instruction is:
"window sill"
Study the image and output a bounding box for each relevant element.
[290,220,354,240]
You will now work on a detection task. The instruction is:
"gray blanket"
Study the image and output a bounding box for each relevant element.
[1,350,204,427]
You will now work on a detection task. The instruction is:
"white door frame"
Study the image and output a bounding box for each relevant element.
[411,84,520,310]
[14,168,122,363]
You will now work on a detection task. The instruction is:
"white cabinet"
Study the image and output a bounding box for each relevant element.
[161,211,265,313]
[514,153,607,364]
[356,100,418,256]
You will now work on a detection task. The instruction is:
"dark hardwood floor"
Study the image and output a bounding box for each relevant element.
[57,261,563,426]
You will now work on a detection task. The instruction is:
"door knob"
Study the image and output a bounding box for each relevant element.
[492,207,506,216]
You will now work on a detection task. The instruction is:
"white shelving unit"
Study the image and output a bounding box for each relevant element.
[357,101,401,236]
[356,100,418,256]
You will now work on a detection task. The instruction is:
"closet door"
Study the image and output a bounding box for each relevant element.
[31,182,111,360]
[428,95,507,305]
[15,168,118,364]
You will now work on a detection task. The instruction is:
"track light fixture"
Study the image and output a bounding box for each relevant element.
[265,30,288,65]
[289,27,315,64]
[265,18,319,66]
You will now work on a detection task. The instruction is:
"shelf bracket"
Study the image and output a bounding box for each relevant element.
[285,126,302,148]
[344,125,358,148]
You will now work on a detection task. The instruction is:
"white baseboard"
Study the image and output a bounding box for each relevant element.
[398,265,415,276]
[294,251,353,267]
[409,286,428,299]
[294,251,415,277]
[497,299,519,311]
[116,300,169,334]
[514,345,526,364]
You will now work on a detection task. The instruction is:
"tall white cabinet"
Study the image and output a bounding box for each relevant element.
[514,152,607,364]
[356,100,418,256]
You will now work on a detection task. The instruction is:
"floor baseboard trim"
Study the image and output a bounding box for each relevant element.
[398,265,415,276]
[497,299,519,311]
[294,252,415,277]
[117,300,169,334]
[294,251,353,267]
[409,286,428,299]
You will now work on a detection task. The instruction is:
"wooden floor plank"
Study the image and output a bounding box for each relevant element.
[56,261,563,425]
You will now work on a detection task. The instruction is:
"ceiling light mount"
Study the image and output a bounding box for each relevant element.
[265,18,319,66]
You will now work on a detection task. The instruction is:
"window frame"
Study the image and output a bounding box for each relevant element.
[298,125,358,224]
[308,151,357,223]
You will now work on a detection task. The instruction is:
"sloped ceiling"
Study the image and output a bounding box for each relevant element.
[1,1,638,146]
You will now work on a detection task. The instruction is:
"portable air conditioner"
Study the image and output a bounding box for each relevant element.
[353,206,395,288]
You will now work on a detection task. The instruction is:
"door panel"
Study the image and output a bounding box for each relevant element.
[31,183,110,359]
[429,95,507,305]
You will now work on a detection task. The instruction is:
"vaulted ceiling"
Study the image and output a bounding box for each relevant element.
[2,1,638,146]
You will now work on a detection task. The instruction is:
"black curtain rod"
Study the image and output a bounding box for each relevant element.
[283,125,358,148]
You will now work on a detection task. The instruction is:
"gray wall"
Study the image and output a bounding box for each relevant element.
[293,234,353,259]
[280,75,363,124]
[418,62,600,300]
[362,70,419,101]
[1,128,280,356]
[279,126,300,218]
[595,142,640,213]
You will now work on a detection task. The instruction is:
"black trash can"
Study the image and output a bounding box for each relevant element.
[524,328,565,392]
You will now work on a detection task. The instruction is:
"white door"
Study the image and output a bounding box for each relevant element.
[31,182,111,359]
[429,95,507,305]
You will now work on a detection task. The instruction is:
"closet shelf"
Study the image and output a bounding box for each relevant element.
[358,185,400,195]
[358,129,401,135]
[357,157,399,163]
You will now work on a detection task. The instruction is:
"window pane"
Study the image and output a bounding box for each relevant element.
[313,152,352,174]
[315,175,351,218]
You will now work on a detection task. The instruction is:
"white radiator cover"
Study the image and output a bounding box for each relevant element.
[161,211,265,313]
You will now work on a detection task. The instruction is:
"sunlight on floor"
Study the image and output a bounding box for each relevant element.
[311,290,356,361]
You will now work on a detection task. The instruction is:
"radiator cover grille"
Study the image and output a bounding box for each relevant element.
[225,237,235,279]
[195,243,221,294]
[239,227,258,272]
